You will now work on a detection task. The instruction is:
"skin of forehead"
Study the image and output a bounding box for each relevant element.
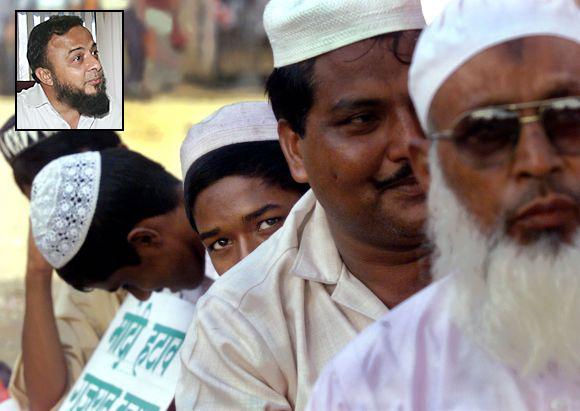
[193,175,299,234]
[45,25,95,66]
[428,36,580,132]
[311,34,415,104]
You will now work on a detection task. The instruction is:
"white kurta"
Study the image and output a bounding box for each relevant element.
[16,83,122,130]
[307,275,580,411]
[175,190,388,410]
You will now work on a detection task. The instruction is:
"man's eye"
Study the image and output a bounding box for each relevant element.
[73,55,82,62]
[92,49,99,57]
[258,217,282,231]
[209,238,232,251]
[348,114,376,124]
[337,113,381,134]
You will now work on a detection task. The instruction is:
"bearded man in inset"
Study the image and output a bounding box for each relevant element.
[17,15,121,130]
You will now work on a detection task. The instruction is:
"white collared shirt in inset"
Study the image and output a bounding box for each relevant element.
[16,82,122,130]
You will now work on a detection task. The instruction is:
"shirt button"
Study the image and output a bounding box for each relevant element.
[551,398,568,410]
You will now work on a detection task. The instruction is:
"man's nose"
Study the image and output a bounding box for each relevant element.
[86,52,102,72]
[512,120,563,180]
[384,104,425,164]
[237,237,259,263]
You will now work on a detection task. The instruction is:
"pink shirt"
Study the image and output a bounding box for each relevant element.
[307,275,580,411]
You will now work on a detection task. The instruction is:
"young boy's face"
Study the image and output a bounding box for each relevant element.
[194,176,303,275]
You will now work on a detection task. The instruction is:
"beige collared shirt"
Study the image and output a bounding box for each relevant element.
[176,190,388,411]
[9,286,126,410]
[16,83,122,130]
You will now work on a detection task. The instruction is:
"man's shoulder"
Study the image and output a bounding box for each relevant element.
[56,284,125,311]
[17,84,41,108]
[16,89,33,114]
[53,284,125,337]
[16,85,33,99]
[203,226,300,309]
[320,276,453,387]
[16,84,49,129]
[308,278,455,409]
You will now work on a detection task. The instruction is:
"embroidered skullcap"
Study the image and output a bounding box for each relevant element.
[410,0,580,131]
[264,0,425,67]
[180,101,278,179]
[0,115,57,164]
[30,151,101,269]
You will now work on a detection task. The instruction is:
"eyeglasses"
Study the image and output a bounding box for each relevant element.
[429,96,580,168]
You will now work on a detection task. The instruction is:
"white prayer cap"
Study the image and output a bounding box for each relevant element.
[0,115,57,164]
[264,0,425,68]
[30,151,101,269]
[180,101,278,179]
[410,0,580,131]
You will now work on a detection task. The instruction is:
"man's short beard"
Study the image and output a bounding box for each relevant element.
[53,73,110,117]
[427,145,580,378]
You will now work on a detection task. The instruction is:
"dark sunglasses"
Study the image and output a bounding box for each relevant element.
[429,96,580,168]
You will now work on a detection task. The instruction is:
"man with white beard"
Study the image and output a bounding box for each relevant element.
[305,0,580,409]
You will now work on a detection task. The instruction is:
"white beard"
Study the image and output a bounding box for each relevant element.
[427,145,580,377]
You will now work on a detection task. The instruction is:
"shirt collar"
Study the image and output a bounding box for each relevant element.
[291,191,343,284]
[290,190,388,320]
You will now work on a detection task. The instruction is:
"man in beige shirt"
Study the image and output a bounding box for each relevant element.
[176,0,430,409]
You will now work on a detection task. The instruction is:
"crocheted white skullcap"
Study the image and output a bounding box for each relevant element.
[30,151,101,269]
[263,0,425,67]
[180,101,278,179]
[410,0,580,131]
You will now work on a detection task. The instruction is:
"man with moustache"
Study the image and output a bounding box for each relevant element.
[17,15,121,130]
[307,0,580,409]
[176,0,428,409]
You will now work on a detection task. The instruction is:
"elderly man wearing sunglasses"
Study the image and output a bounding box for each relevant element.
[305,0,580,409]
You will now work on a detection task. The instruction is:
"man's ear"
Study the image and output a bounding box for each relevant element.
[408,136,431,192]
[35,67,53,86]
[127,227,162,254]
[278,119,309,184]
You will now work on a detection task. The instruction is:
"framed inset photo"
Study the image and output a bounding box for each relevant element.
[15,10,124,131]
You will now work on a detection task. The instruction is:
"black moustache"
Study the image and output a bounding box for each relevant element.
[373,163,414,190]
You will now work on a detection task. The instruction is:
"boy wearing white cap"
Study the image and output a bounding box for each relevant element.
[0,118,127,411]
[177,1,429,409]
[180,101,308,275]
[29,149,209,300]
[307,0,580,409]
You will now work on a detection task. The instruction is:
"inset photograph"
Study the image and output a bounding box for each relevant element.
[15,10,123,130]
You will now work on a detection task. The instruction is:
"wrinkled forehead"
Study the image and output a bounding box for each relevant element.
[428,36,580,130]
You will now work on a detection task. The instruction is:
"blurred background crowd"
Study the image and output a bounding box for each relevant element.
[0,0,271,385]
[2,0,272,96]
